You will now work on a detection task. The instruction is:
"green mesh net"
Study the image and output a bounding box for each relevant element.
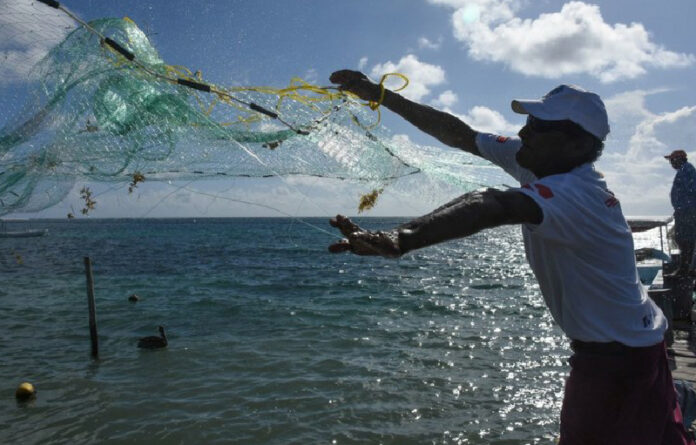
[0,13,503,216]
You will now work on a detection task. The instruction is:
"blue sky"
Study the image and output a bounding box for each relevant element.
[1,0,695,218]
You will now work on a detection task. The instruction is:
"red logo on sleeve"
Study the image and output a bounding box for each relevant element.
[604,190,619,207]
[496,136,510,143]
[534,184,554,199]
[521,183,553,199]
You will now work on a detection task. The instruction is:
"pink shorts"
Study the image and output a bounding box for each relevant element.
[559,340,693,445]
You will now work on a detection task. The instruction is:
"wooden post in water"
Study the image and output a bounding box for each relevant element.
[84,257,99,359]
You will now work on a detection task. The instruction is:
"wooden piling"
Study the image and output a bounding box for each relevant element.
[84,257,99,358]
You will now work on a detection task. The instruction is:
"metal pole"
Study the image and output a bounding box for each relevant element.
[660,225,666,255]
[84,257,99,358]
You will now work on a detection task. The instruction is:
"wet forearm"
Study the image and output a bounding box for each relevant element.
[396,189,541,254]
[382,90,479,156]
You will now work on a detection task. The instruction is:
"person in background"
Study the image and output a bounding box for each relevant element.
[666,149,696,277]
[327,69,693,444]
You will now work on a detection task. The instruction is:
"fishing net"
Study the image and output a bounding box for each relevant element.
[0,1,505,216]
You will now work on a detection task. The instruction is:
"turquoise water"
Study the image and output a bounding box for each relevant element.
[1,218,568,444]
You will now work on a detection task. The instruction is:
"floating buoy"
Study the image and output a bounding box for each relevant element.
[15,382,36,400]
[128,294,139,302]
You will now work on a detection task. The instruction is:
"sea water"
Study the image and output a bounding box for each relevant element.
[1,218,583,444]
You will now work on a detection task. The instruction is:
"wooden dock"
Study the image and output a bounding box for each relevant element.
[672,329,696,383]
[646,266,696,382]
[671,330,696,436]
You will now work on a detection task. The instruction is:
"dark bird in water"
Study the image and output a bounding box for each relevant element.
[128,294,139,302]
[137,326,168,349]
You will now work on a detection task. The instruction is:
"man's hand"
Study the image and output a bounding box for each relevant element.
[328,215,402,258]
[329,70,381,102]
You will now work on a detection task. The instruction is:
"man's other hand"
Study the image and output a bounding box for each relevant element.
[328,215,402,258]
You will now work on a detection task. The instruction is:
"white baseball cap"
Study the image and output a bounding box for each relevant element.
[511,84,610,141]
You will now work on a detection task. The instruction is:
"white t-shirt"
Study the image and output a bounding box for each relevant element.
[477,133,667,347]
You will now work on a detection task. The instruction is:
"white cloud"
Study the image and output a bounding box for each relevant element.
[603,89,696,160]
[431,89,459,108]
[597,89,696,215]
[418,36,443,50]
[0,0,75,85]
[391,133,412,145]
[369,54,446,101]
[429,0,694,82]
[256,121,286,132]
[303,68,318,84]
[604,89,660,122]
[450,105,520,135]
[428,0,517,22]
[603,89,663,145]
[624,105,696,161]
[358,57,368,70]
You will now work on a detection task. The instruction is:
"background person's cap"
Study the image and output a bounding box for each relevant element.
[511,84,610,141]
[664,149,687,160]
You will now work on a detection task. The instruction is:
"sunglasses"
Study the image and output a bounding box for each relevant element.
[525,115,584,136]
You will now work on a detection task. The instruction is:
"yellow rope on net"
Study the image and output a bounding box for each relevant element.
[108,18,409,130]
[58,5,411,133]
[367,72,409,127]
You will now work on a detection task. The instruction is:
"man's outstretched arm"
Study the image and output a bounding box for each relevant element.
[329,188,542,257]
[330,70,480,157]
